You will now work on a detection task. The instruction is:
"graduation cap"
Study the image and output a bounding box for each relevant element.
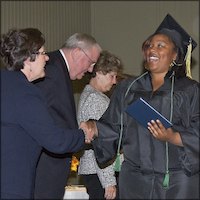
[155,14,197,78]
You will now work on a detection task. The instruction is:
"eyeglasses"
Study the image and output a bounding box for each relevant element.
[35,51,46,55]
[80,48,96,66]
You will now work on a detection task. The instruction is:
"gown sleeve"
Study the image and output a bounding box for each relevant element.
[173,81,199,176]
[92,81,127,165]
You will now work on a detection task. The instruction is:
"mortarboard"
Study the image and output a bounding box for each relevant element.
[155,14,197,78]
[155,13,197,55]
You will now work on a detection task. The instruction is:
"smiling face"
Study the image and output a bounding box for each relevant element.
[143,34,177,75]
[21,46,49,82]
[30,47,49,80]
[69,45,101,80]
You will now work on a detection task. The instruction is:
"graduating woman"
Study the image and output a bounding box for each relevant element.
[80,14,199,199]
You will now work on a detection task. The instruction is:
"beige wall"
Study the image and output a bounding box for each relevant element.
[91,1,199,81]
[1,1,199,81]
[1,1,92,107]
[1,1,91,51]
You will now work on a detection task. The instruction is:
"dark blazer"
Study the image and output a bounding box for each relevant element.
[34,50,79,199]
[1,69,84,199]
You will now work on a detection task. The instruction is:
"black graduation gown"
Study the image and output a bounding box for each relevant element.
[92,72,199,199]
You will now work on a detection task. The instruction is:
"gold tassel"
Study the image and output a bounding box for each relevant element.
[185,38,192,79]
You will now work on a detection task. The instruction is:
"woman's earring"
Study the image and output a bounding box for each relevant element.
[169,60,176,68]
[170,60,182,68]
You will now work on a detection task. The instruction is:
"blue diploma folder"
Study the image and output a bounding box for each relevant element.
[125,97,172,129]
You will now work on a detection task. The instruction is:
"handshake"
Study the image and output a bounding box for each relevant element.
[80,120,98,143]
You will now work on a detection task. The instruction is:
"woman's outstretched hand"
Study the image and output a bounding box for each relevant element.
[80,120,98,143]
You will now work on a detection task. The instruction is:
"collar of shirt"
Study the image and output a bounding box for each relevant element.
[59,49,70,71]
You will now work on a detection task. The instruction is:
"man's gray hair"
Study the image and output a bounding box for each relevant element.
[61,33,101,51]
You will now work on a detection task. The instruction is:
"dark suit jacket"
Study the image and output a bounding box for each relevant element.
[1,69,84,199]
[36,50,77,129]
[34,50,79,198]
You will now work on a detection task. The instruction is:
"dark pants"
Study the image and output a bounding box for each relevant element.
[34,152,71,199]
[82,174,119,200]
[82,174,105,199]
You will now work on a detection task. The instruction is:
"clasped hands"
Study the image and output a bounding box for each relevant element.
[80,120,98,143]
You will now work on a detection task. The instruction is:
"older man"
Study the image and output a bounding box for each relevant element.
[34,33,101,199]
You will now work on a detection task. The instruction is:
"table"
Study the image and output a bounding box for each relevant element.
[63,185,89,199]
